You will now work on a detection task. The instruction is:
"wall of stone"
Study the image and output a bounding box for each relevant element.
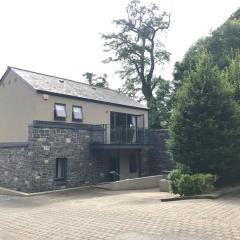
[0,123,171,193]
[0,143,33,192]
[0,121,105,193]
[148,130,173,175]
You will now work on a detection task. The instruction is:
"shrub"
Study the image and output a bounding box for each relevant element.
[167,165,191,194]
[177,174,199,196]
[167,169,182,194]
[168,170,217,196]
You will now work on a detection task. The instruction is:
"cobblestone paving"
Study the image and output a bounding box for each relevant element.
[0,188,240,240]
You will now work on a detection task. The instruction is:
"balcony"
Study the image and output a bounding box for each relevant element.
[101,124,166,146]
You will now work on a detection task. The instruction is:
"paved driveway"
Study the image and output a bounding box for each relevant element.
[0,188,239,240]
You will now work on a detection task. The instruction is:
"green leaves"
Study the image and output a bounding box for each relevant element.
[168,170,217,196]
[168,51,240,181]
[148,78,172,128]
[82,72,109,88]
[173,9,240,93]
[223,52,240,102]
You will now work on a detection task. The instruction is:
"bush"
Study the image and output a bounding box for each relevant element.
[168,170,217,196]
[167,168,185,194]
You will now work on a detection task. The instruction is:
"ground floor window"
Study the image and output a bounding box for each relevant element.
[129,153,137,173]
[55,158,67,180]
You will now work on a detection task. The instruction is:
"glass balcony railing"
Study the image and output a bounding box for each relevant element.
[102,125,163,145]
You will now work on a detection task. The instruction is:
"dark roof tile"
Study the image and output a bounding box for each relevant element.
[10,67,148,110]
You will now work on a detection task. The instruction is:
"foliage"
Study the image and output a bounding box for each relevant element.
[167,167,190,194]
[148,78,172,128]
[168,172,217,196]
[223,52,240,102]
[101,0,170,104]
[82,72,109,88]
[173,8,240,93]
[168,51,240,180]
[172,38,206,92]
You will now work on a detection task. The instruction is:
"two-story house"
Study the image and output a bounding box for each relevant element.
[0,67,170,193]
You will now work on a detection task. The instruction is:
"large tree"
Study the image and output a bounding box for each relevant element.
[168,51,240,181]
[102,0,170,104]
[173,8,240,93]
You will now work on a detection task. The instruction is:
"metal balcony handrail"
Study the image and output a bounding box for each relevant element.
[101,124,166,145]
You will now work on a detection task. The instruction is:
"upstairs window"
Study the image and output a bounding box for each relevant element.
[55,158,67,180]
[72,106,83,122]
[54,103,67,121]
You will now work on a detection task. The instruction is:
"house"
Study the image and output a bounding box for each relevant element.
[0,67,171,193]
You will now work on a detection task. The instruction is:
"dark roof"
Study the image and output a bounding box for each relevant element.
[9,67,148,110]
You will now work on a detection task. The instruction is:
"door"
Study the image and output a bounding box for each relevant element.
[110,112,127,143]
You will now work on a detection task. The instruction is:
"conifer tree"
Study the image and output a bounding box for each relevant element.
[168,51,240,180]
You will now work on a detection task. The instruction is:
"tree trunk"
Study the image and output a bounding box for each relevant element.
[142,82,153,105]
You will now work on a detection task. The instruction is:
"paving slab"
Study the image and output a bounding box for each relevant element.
[0,188,239,240]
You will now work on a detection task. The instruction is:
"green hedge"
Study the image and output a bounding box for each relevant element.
[168,169,217,196]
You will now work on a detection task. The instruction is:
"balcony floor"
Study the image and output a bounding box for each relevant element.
[91,143,156,150]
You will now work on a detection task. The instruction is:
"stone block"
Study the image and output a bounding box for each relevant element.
[65,138,71,143]
[43,146,50,151]
[159,179,170,192]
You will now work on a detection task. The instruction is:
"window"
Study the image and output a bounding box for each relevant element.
[54,103,66,120]
[110,112,138,144]
[129,153,138,173]
[55,158,67,180]
[72,106,83,122]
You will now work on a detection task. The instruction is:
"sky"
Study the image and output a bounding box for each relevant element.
[0,0,239,89]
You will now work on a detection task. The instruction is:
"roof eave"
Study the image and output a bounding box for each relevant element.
[0,67,11,83]
[36,90,149,111]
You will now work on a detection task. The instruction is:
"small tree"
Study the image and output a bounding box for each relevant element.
[168,51,240,180]
[82,72,109,88]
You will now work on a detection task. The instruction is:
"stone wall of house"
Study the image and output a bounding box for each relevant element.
[140,149,150,177]
[148,130,173,175]
[0,121,105,193]
[0,123,172,193]
[0,143,33,192]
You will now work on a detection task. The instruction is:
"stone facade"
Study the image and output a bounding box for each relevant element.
[148,130,173,175]
[0,121,104,193]
[0,122,171,193]
[0,143,32,192]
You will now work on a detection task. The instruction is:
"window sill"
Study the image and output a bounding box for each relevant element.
[72,119,83,123]
[54,118,66,122]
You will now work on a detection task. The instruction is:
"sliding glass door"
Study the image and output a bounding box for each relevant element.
[110,112,144,144]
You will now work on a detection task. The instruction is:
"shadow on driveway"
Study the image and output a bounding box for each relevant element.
[0,187,164,209]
